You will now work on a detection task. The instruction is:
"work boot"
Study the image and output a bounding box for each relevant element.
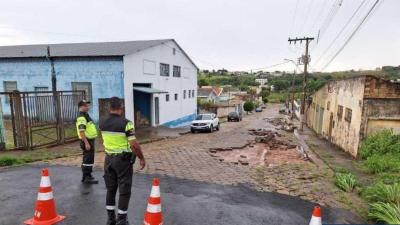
[106,210,116,225]
[82,176,99,184]
[116,214,129,225]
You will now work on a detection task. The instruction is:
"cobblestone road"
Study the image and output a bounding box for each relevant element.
[51,105,349,208]
[52,106,280,186]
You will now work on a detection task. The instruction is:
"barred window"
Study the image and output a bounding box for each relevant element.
[166,94,170,102]
[160,63,170,77]
[183,90,186,99]
[174,93,178,101]
[345,108,352,123]
[337,105,343,120]
[3,81,17,103]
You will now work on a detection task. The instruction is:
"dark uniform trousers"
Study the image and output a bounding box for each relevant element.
[80,138,95,178]
[104,153,135,211]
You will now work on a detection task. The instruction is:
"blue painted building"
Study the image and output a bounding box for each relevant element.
[0,39,198,128]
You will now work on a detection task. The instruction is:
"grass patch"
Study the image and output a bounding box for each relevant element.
[363,183,400,205]
[335,172,357,192]
[368,202,400,224]
[0,156,23,167]
[363,154,400,174]
[360,129,400,159]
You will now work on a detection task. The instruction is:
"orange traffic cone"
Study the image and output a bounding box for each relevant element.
[143,178,163,225]
[309,206,322,225]
[24,168,66,225]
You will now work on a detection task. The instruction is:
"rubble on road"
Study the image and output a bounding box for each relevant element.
[263,117,296,132]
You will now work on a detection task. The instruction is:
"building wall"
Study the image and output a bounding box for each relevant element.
[360,76,400,138]
[307,77,366,157]
[123,40,197,127]
[0,57,124,121]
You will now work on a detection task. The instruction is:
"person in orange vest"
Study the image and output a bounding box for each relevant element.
[99,97,146,225]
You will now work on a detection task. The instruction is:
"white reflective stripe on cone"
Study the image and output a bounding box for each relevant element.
[147,203,162,213]
[118,209,128,214]
[37,192,54,201]
[40,176,51,187]
[150,186,160,198]
[106,205,116,210]
[309,216,322,225]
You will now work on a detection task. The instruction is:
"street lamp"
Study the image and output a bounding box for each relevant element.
[284,59,299,120]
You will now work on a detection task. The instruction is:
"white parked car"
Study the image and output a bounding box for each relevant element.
[191,113,220,133]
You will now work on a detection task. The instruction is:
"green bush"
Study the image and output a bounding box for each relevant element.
[363,154,400,174]
[378,173,400,185]
[0,156,22,167]
[363,183,400,205]
[335,172,357,192]
[360,129,400,159]
[368,202,400,224]
[243,101,255,113]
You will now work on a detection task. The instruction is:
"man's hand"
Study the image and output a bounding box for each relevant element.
[139,158,146,170]
[84,141,91,151]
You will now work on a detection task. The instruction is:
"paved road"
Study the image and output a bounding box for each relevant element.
[0,165,361,225]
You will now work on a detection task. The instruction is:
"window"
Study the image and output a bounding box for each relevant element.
[165,94,169,102]
[3,81,17,103]
[337,105,343,120]
[174,93,178,101]
[192,90,195,97]
[183,90,186,99]
[188,90,191,98]
[72,82,92,101]
[327,101,330,110]
[345,108,352,123]
[34,87,48,92]
[160,63,170,76]
[173,65,181,77]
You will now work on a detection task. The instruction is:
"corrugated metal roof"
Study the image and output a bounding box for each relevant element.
[0,39,172,58]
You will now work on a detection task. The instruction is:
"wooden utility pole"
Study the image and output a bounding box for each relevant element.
[288,37,314,131]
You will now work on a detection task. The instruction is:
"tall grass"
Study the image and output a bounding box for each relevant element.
[363,183,400,205]
[369,202,400,224]
[0,156,22,167]
[363,154,400,174]
[360,129,400,159]
[335,172,356,192]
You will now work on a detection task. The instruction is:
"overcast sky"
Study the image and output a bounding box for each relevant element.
[0,0,398,72]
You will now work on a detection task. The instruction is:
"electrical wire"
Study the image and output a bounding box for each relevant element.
[312,0,368,68]
[319,0,384,71]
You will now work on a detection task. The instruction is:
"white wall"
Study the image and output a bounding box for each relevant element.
[123,40,198,126]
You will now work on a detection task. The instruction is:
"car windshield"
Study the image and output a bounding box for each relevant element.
[229,112,238,116]
[196,115,212,120]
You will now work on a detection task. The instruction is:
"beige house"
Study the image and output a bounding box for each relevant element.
[306,75,400,157]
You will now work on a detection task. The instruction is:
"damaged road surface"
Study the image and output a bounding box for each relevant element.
[0,165,361,225]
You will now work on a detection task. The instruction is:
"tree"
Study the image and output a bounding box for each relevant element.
[243,101,255,114]
[262,97,269,104]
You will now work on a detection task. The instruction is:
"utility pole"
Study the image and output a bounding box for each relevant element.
[288,37,314,131]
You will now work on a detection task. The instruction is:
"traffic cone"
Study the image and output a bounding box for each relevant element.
[143,178,163,225]
[309,206,322,225]
[24,168,66,225]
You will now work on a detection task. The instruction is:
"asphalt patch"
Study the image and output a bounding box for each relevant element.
[0,164,362,225]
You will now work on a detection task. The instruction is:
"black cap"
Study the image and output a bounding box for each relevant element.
[110,96,123,110]
[78,99,91,107]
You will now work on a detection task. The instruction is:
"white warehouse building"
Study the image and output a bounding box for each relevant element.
[0,39,198,128]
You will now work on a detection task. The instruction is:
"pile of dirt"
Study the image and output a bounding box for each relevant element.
[249,129,297,150]
[264,117,296,132]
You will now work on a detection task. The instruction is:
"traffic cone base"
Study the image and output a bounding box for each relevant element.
[24,215,65,225]
[24,168,66,225]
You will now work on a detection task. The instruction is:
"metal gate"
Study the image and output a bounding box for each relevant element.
[0,90,85,150]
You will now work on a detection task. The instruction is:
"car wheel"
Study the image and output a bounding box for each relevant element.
[209,125,213,133]
[191,128,195,133]
[216,123,220,131]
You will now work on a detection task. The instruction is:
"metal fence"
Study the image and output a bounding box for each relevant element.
[0,90,85,150]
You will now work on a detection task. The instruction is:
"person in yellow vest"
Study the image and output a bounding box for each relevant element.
[76,99,99,184]
[99,97,145,225]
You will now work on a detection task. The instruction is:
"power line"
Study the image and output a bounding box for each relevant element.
[244,61,291,72]
[312,0,368,69]
[317,0,344,42]
[320,0,384,71]
[289,0,301,37]
[298,0,315,35]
